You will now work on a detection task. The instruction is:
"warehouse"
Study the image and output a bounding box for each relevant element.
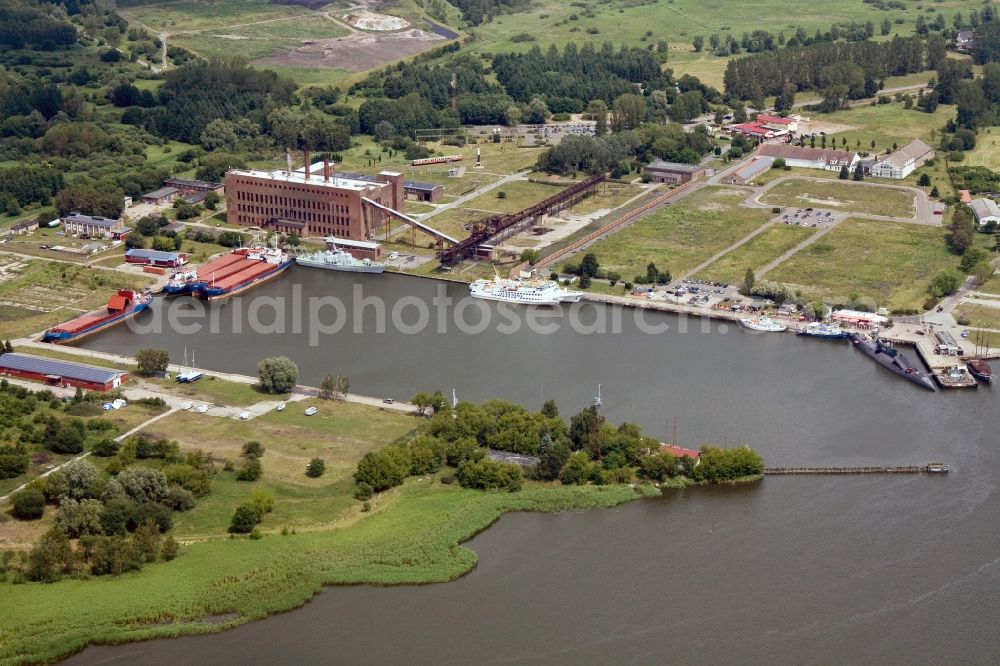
[0,353,129,392]
[721,157,773,185]
[124,248,189,267]
[140,186,180,205]
[642,160,706,184]
[869,139,934,179]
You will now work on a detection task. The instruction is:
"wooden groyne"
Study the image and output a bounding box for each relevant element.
[765,464,948,475]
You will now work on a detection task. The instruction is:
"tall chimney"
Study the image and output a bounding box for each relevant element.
[303,149,310,180]
[323,157,330,183]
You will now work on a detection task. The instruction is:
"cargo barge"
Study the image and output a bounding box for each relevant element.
[195,247,293,300]
[42,289,152,344]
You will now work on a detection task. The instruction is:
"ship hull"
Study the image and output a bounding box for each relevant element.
[196,260,293,300]
[740,318,787,332]
[796,330,850,339]
[851,334,937,391]
[470,291,564,306]
[42,300,151,344]
[296,258,385,274]
[966,361,994,384]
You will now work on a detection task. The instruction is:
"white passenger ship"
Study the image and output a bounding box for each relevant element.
[470,271,583,306]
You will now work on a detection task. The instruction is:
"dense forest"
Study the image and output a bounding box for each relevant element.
[448,0,529,26]
[0,0,83,49]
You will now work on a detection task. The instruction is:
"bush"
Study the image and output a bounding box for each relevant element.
[456,458,522,492]
[354,481,374,500]
[228,505,259,534]
[161,536,179,561]
[91,438,119,457]
[129,501,173,533]
[242,441,265,459]
[236,458,262,481]
[161,485,196,511]
[11,488,45,520]
[305,458,326,478]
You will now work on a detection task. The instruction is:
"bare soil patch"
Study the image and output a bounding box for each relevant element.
[343,10,409,30]
[253,28,444,71]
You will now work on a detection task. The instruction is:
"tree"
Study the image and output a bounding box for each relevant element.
[638,451,677,482]
[373,120,396,142]
[918,173,931,187]
[135,348,169,376]
[540,399,559,418]
[537,438,570,480]
[568,405,605,457]
[852,164,864,181]
[559,451,594,485]
[116,466,168,504]
[319,373,336,400]
[203,191,220,210]
[839,165,850,180]
[257,356,298,393]
[579,253,600,278]
[306,458,326,478]
[520,248,540,265]
[929,269,964,297]
[242,441,265,459]
[411,391,433,416]
[335,374,350,400]
[56,498,104,538]
[930,186,940,198]
[610,93,647,131]
[742,267,756,295]
[27,528,75,582]
[588,100,608,137]
[161,535,180,561]
[12,488,46,520]
[692,35,704,52]
[100,497,135,535]
[881,17,891,35]
[523,97,551,124]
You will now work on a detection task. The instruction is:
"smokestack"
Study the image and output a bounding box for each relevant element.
[323,157,330,183]
[303,149,310,180]
[285,148,292,176]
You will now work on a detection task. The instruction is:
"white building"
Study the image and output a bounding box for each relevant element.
[869,139,935,179]
[970,198,1000,227]
[757,144,859,172]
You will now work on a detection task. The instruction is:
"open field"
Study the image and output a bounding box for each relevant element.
[121,0,309,33]
[954,302,1000,332]
[768,218,958,310]
[173,18,351,61]
[963,127,1000,172]
[805,101,955,155]
[695,224,815,284]
[583,187,772,279]
[760,179,916,218]
[0,256,154,338]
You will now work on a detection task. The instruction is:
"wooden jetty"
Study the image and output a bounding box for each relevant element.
[765,463,948,475]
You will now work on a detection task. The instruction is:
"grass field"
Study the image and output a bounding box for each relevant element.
[760,179,916,218]
[768,218,958,310]
[695,224,815,284]
[954,302,1000,332]
[808,101,955,156]
[963,127,1000,172]
[173,17,351,61]
[583,186,772,279]
[0,474,644,664]
[122,0,309,33]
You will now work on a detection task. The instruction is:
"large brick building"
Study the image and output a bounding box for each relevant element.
[225,157,405,240]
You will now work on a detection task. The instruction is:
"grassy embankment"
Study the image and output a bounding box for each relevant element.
[581,186,772,279]
[759,179,916,218]
[768,218,958,310]
[1,477,645,665]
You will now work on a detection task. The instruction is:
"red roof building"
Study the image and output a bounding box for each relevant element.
[659,444,701,459]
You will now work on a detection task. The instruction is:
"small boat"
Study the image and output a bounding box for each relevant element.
[304,406,318,416]
[926,462,949,473]
[276,402,286,412]
[796,322,850,339]
[966,358,994,384]
[739,315,787,332]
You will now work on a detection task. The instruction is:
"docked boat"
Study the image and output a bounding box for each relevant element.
[470,273,583,305]
[796,322,849,339]
[850,333,937,391]
[194,247,293,300]
[296,245,385,273]
[966,357,994,384]
[739,315,787,332]
[162,269,204,295]
[42,289,152,344]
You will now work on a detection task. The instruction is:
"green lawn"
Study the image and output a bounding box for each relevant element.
[582,186,772,279]
[696,224,815,284]
[809,100,955,156]
[760,179,916,218]
[173,17,351,61]
[768,218,958,310]
[122,0,309,33]
[954,302,1000,331]
[0,478,643,665]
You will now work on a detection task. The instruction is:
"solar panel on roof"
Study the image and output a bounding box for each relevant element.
[0,353,123,384]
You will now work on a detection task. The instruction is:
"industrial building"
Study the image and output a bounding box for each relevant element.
[62,213,131,240]
[971,198,1000,227]
[225,153,406,240]
[326,237,383,260]
[642,160,706,184]
[721,157,773,185]
[0,352,129,392]
[164,177,223,196]
[141,186,180,205]
[335,172,444,202]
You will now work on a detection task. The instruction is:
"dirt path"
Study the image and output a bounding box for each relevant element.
[676,220,778,282]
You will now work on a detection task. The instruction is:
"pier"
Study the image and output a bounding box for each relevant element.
[765,463,948,475]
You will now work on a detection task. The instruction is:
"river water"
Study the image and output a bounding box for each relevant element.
[67,269,1000,664]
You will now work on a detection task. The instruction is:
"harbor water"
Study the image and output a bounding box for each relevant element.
[67,269,1000,664]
